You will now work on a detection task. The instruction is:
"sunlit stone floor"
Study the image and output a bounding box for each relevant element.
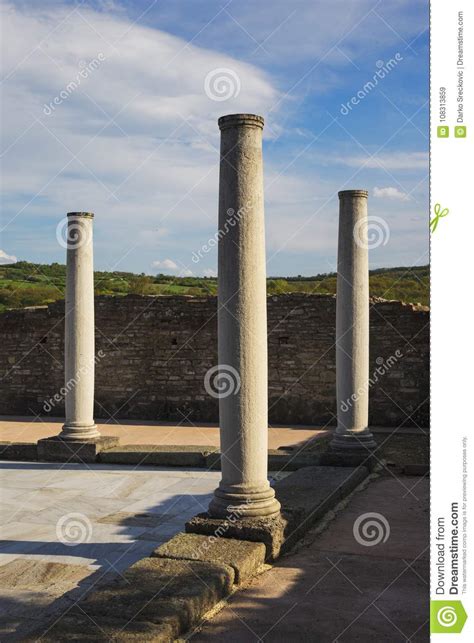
[0,461,223,639]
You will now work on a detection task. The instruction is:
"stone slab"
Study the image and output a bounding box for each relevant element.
[39,557,235,641]
[151,532,266,583]
[320,450,379,471]
[186,465,369,559]
[267,450,322,470]
[275,464,370,552]
[99,444,217,467]
[275,465,369,514]
[0,441,37,460]
[206,450,322,471]
[36,614,175,642]
[186,513,290,561]
[37,436,119,463]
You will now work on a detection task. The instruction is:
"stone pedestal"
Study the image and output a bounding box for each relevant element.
[37,436,118,463]
[208,114,280,519]
[330,190,376,452]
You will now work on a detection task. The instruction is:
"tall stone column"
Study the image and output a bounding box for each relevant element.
[209,114,280,519]
[59,212,100,440]
[330,190,376,452]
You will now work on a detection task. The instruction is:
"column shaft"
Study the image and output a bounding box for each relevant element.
[209,114,280,518]
[60,213,99,440]
[331,190,376,451]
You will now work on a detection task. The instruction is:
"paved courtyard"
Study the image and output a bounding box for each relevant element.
[0,461,222,639]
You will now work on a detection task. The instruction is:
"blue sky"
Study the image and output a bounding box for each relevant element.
[0,0,429,277]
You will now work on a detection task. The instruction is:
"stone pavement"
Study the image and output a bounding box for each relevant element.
[0,416,326,450]
[191,475,429,642]
[0,461,222,639]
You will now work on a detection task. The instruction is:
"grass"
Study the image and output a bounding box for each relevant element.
[0,261,429,312]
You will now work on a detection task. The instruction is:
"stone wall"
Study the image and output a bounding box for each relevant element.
[0,294,429,427]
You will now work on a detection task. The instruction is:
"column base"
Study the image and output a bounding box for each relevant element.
[60,423,101,441]
[329,430,377,453]
[37,435,119,463]
[208,483,281,519]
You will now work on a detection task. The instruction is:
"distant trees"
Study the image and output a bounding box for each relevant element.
[0,261,429,312]
[267,279,289,295]
[0,284,60,310]
[128,275,153,295]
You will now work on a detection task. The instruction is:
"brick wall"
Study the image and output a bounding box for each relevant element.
[0,294,429,427]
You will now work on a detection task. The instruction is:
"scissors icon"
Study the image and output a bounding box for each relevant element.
[430,203,449,233]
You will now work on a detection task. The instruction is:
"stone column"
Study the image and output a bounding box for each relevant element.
[209,114,280,519]
[59,212,100,441]
[330,190,376,452]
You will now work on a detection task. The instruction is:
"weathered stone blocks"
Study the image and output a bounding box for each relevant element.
[151,532,266,583]
[40,557,234,642]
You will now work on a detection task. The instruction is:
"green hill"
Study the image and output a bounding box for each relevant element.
[0,261,429,312]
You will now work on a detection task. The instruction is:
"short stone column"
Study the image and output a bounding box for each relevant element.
[330,190,376,452]
[208,114,280,519]
[38,212,118,462]
[59,212,100,440]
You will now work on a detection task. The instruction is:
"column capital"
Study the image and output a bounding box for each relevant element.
[67,212,95,218]
[218,114,264,131]
[338,190,368,199]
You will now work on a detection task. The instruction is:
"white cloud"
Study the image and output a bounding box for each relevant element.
[202,268,217,278]
[373,186,409,201]
[0,249,17,265]
[0,1,279,253]
[152,258,193,277]
[152,259,178,270]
